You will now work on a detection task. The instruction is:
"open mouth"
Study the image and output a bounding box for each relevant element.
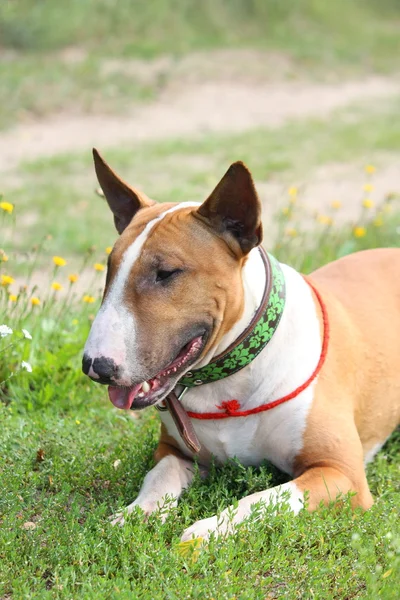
[108,334,204,410]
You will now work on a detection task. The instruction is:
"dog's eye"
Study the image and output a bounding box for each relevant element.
[156,269,181,283]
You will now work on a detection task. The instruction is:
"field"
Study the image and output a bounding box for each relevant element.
[1,1,400,598]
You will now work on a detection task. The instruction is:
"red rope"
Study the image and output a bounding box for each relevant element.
[186,278,329,420]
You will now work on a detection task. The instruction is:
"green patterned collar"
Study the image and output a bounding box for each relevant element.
[179,249,286,388]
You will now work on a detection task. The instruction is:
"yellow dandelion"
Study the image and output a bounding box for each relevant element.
[75,419,81,425]
[285,227,297,238]
[71,319,79,326]
[176,537,203,564]
[105,246,112,255]
[31,297,41,306]
[83,295,95,304]
[53,256,67,267]
[51,282,63,291]
[68,274,79,283]
[282,206,291,216]
[0,250,8,262]
[1,274,14,286]
[363,183,374,193]
[362,198,374,209]
[373,217,383,228]
[9,294,17,302]
[365,165,376,175]
[288,187,298,205]
[94,263,105,272]
[331,200,342,210]
[316,215,333,226]
[353,226,366,238]
[0,201,14,214]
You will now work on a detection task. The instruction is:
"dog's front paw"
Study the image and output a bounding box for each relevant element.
[109,508,131,527]
[110,497,176,527]
[180,515,219,542]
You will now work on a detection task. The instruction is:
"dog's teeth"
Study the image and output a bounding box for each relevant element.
[138,392,144,397]
[142,381,150,393]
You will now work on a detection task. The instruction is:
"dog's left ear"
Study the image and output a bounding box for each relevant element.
[196,161,262,255]
[93,148,155,234]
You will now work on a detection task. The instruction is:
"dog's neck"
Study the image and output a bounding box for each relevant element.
[179,259,322,419]
[195,247,267,368]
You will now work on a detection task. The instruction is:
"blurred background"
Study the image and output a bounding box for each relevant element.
[0,0,399,283]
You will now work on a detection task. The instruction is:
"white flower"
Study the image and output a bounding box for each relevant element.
[22,329,32,340]
[0,324,13,338]
[21,361,33,373]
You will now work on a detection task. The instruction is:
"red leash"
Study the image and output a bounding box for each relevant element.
[186,278,329,420]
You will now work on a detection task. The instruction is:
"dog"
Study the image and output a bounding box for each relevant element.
[83,149,400,541]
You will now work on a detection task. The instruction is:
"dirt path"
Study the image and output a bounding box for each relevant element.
[0,75,399,173]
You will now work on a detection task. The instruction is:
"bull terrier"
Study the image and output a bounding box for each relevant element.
[83,149,400,541]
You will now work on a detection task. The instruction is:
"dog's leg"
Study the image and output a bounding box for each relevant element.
[110,423,202,527]
[110,451,197,526]
[181,462,373,541]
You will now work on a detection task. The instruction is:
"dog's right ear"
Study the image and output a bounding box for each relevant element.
[93,148,155,234]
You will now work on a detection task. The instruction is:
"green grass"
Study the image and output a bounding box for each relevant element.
[1,217,399,598]
[2,95,399,264]
[0,53,155,130]
[1,0,399,66]
[0,0,399,129]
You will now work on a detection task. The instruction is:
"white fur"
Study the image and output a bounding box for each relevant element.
[181,481,304,541]
[84,202,199,382]
[84,303,130,371]
[110,454,195,526]
[364,438,388,464]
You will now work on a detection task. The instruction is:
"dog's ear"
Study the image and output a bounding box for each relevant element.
[93,148,155,234]
[196,161,262,255]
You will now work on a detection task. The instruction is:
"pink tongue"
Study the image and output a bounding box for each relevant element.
[108,384,142,410]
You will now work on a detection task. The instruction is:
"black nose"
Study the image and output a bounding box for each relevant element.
[82,354,119,384]
[82,354,92,375]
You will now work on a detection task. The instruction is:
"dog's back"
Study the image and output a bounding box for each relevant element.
[309,248,400,455]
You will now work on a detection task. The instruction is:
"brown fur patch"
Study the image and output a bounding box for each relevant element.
[154,423,187,463]
[294,248,400,508]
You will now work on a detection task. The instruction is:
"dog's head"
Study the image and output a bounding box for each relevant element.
[82,149,263,410]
